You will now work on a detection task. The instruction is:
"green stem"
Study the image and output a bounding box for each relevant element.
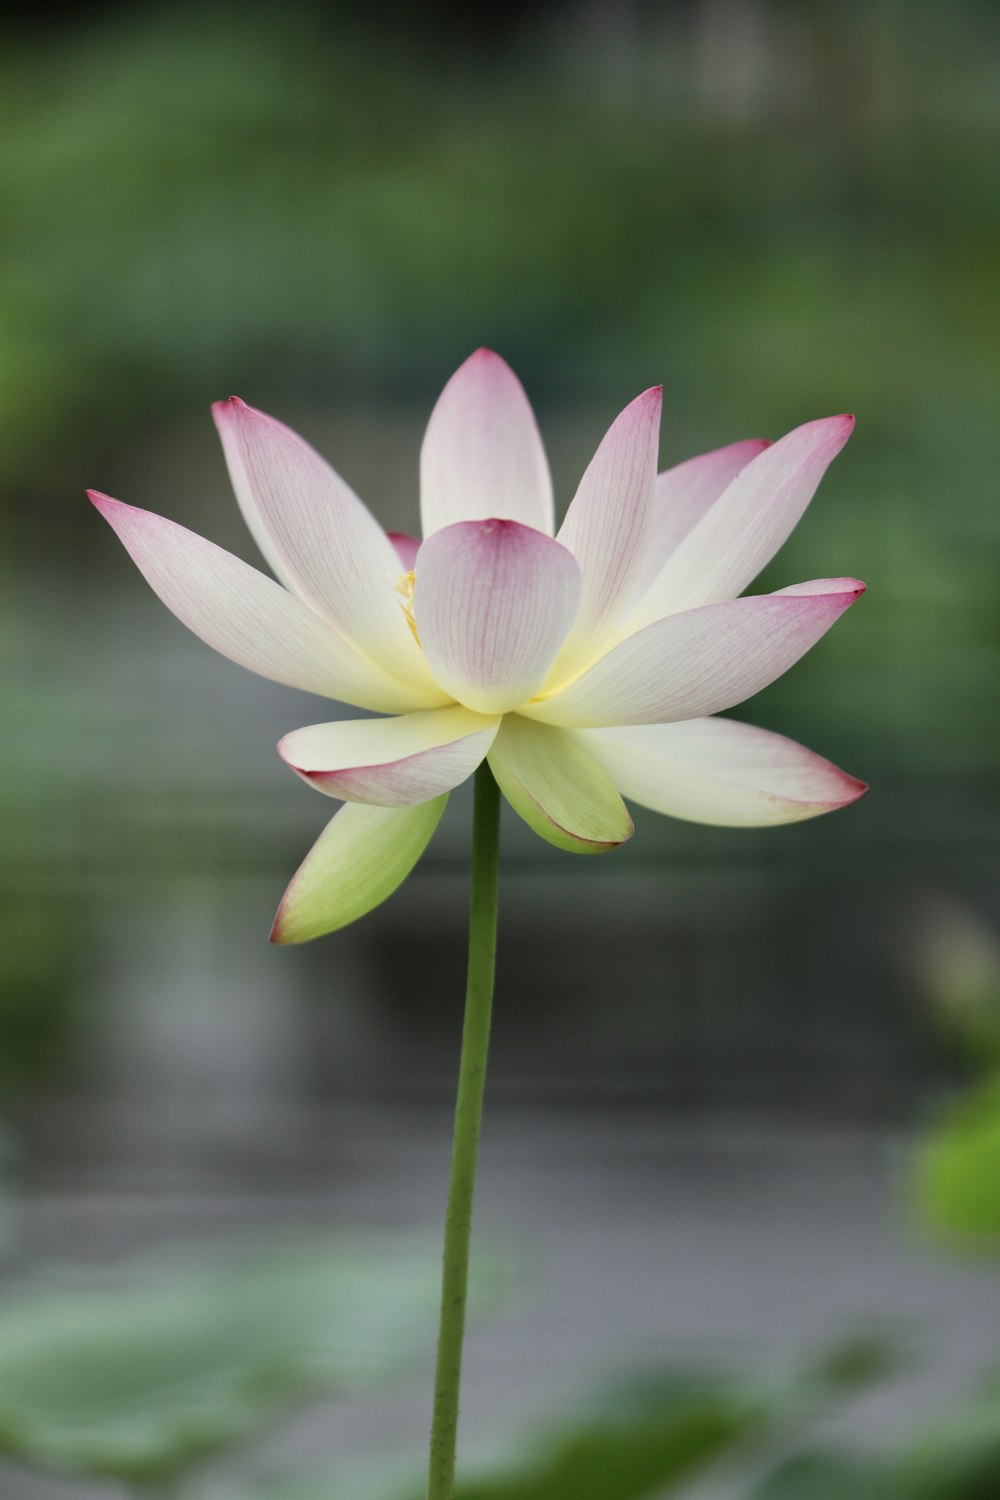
[427,760,501,1500]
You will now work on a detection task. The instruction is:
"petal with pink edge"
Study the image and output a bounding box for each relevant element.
[576,718,868,827]
[420,349,554,538]
[279,706,499,806]
[630,438,769,602]
[213,398,431,685]
[550,387,661,683]
[270,796,447,943]
[487,715,632,854]
[387,532,421,570]
[89,493,446,713]
[414,519,582,715]
[522,579,865,728]
[625,415,855,627]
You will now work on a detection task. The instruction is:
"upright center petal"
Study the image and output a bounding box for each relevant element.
[413,519,582,715]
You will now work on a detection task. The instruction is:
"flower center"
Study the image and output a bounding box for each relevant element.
[393,569,421,646]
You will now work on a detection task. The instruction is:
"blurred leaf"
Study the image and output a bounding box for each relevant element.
[210,1369,775,1500]
[895,1370,1000,1500]
[916,1077,1000,1245]
[0,1235,458,1484]
[913,900,1000,1063]
[747,1452,892,1499]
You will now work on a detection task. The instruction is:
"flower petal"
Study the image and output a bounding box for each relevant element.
[414,519,582,715]
[624,415,855,628]
[549,386,661,683]
[577,718,868,827]
[387,532,421,570]
[523,579,865,727]
[278,706,499,805]
[631,438,770,602]
[487,715,632,854]
[89,492,445,713]
[213,397,430,684]
[270,797,447,943]
[420,349,554,538]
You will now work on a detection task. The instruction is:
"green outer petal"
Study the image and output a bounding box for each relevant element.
[271,797,447,943]
[487,715,632,855]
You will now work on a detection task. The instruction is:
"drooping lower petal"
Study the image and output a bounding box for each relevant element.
[576,718,868,827]
[213,398,432,686]
[89,493,446,713]
[549,386,661,684]
[487,715,632,854]
[624,415,855,628]
[278,706,499,805]
[270,796,448,943]
[419,349,554,538]
[522,579,865,728]
[630,438,769,603]
[414,519,582,715]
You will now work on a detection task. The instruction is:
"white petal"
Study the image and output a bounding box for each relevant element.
[625,415,855,628]
[279,706,499,805]
[213,398,431,684]
[550,387,661,683]
[631,438,769,602]
[90,492,446,713]
[420,349,554,538]
[271,797,447,943]
[487,716,632,854]
[414,519,582,715]
[577,718,868,826]
[522,579,865,727]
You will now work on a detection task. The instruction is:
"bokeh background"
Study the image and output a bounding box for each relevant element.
[2,2,999,1497]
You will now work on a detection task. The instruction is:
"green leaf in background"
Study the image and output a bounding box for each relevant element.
[893,1368,1000,1500]
[747,1452,892,1500]
[197,1370,775,1500]
[0,1235,458,1485]
[916,1077,1000,1245]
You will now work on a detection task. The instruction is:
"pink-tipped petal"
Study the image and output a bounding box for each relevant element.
[387,531,421,570]
[414,519,582,715]
[522,579,865,728]
[576,718,868,827]
[270,796,447,944]
[420,349,554,538]
[89,492,444,713]
[625,415,855,627]
[278,706,499,806]
[212,398,431,685]
[550,387,662,682]
[631,438,770,602]
[487,715,633,854]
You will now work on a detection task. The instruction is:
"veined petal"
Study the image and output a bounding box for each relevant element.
[89,493,445,713]
[577,718,868,827]
[625,415,855,628]
[213,397,430,684]
[631,438,770,602]
[420,349,554,538]
[487,715,632,854]
[270,797,447,943]
[522,579,865,728]
[414,520,582,715]
[278,706,499,805]
[549,386,661,683]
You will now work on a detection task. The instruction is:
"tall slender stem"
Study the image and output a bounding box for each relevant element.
[427,760,501,1500]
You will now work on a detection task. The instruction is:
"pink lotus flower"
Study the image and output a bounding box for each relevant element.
[90,350,866,943]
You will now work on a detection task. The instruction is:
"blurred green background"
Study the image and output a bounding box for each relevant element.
[2,1,999,1497]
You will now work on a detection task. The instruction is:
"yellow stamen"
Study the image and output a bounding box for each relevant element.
[393,569,421,646]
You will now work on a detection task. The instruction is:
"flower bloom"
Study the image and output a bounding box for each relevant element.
[90,350,866,942]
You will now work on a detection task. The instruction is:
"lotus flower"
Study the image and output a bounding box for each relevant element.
[90,350,866,943]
